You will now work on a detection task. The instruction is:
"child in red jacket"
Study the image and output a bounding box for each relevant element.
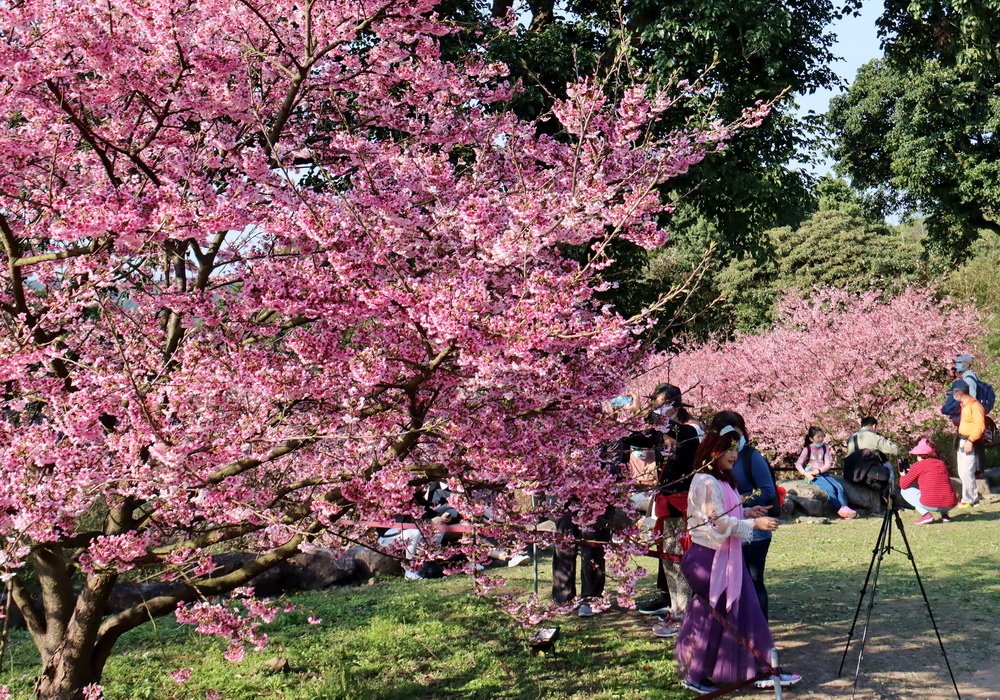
[900,438,959,525]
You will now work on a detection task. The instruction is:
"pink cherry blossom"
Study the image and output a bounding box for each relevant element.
[638,288,980,462]
[0,0,766,693]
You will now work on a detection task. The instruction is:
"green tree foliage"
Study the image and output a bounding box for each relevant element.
[439,1,855,339]
[828,1,1000,254]
[712,178,931,332]
[944,231,1000,382]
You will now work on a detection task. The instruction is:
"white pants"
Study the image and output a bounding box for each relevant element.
[900,487,950,515]
[378,528,423,559]
[956,440,980,504]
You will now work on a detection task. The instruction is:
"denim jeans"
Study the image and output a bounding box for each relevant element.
[812,474,849,510]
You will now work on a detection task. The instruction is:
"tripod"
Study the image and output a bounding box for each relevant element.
[837,491,961,699]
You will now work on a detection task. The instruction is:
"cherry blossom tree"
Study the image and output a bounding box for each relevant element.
[0,1,768,696]
[638,288,980,461]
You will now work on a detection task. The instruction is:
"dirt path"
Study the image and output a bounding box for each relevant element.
[762,499,1000,699]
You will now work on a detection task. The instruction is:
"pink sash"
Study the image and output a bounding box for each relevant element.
[709,481,744,611]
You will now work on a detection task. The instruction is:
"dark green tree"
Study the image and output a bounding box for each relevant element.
[828,1,1000,254]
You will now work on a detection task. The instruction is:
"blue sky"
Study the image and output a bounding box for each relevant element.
[795,0,884,173]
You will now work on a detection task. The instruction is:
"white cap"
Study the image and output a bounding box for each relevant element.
[955,353,974,364]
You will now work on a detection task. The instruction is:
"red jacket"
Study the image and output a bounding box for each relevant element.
[899,458,958,509]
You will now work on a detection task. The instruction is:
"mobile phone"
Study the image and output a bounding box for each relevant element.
[610,395,633,408]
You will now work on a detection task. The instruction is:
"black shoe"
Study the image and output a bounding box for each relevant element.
[637,596,671,616]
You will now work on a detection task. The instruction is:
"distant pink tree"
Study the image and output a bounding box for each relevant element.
[0,1,767,696]
[637,288,980,462]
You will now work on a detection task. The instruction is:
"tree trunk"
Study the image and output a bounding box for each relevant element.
[31,573,117,700]
[35,649,104,700]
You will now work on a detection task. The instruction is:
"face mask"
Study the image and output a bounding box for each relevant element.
[812,440,824,447]
[737,435,747,452]
[956,363,965,372]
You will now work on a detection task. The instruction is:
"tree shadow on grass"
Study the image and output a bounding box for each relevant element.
[766,556,1000,699]
[263,581,690,700]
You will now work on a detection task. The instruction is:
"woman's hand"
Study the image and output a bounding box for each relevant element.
[745,506,769,518]
[753,517,779,531]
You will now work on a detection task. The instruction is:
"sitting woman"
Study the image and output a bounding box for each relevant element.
[795,426,858,519]
[900,438,958,525]
[675,430,801,693]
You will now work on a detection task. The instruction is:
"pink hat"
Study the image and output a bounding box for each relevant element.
[909,438,936,456]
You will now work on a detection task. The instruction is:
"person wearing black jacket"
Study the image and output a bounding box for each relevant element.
[551,408,629,616]
[638,384,699,629]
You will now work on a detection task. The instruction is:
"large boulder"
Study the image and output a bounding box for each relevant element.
[950,476,992,500]
[984,468,1000,494]
[779,480,836,517]
[210,552,298,596]
[348,545,404,578]
[106,582,183,614]
[288,547,358,589]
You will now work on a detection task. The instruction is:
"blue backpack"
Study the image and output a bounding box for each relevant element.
[978,380,996,414]
[943,376,996,416]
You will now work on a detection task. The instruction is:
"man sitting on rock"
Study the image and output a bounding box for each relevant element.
[845,416,900,457]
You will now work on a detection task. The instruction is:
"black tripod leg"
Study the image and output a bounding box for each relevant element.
[838,507,891,676]
[850,514,889,700]
[892,510,962,700]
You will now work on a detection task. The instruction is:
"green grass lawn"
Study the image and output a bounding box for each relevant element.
[3,500,999,699]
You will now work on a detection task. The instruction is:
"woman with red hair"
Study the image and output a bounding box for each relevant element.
[674,430,801,693]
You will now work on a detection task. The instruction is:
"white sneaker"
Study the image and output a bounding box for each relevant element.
[507,553,531,567]
[404,570,423,581]
[651,621,679,638]
[578,603,594,617]
[755,672,802,688]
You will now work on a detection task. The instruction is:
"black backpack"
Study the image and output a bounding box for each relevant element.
[842,448,891,487]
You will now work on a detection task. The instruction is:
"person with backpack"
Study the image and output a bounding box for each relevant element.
[845,417,900,457]
[942,354,996,423]
[952,380,986,508]
[710,411,778,620]
[795,426,858,519]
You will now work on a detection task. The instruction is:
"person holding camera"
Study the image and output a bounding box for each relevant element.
[674,430,801,693]
[899,438,957,524]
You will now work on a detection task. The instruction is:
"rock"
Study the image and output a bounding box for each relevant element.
[106,582,183,614]
[984,468,1000,494]
[348,545,403,578]
[263,657,291,674]
[977,478,991,499]
[289,548,357,589]
[779,480,836,517]
[947,477,990,500]
[210,552,297,596]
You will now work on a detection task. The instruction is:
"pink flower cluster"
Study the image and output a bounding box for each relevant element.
[174,589,289,663]
[0,0,769,671]
[638,288,981,460]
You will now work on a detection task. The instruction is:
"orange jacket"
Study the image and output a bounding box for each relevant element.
[958,395,986,443]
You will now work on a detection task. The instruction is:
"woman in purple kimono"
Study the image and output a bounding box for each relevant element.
[675,430,802,693]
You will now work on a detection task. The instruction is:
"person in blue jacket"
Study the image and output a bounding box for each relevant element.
[710,411,779,619]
